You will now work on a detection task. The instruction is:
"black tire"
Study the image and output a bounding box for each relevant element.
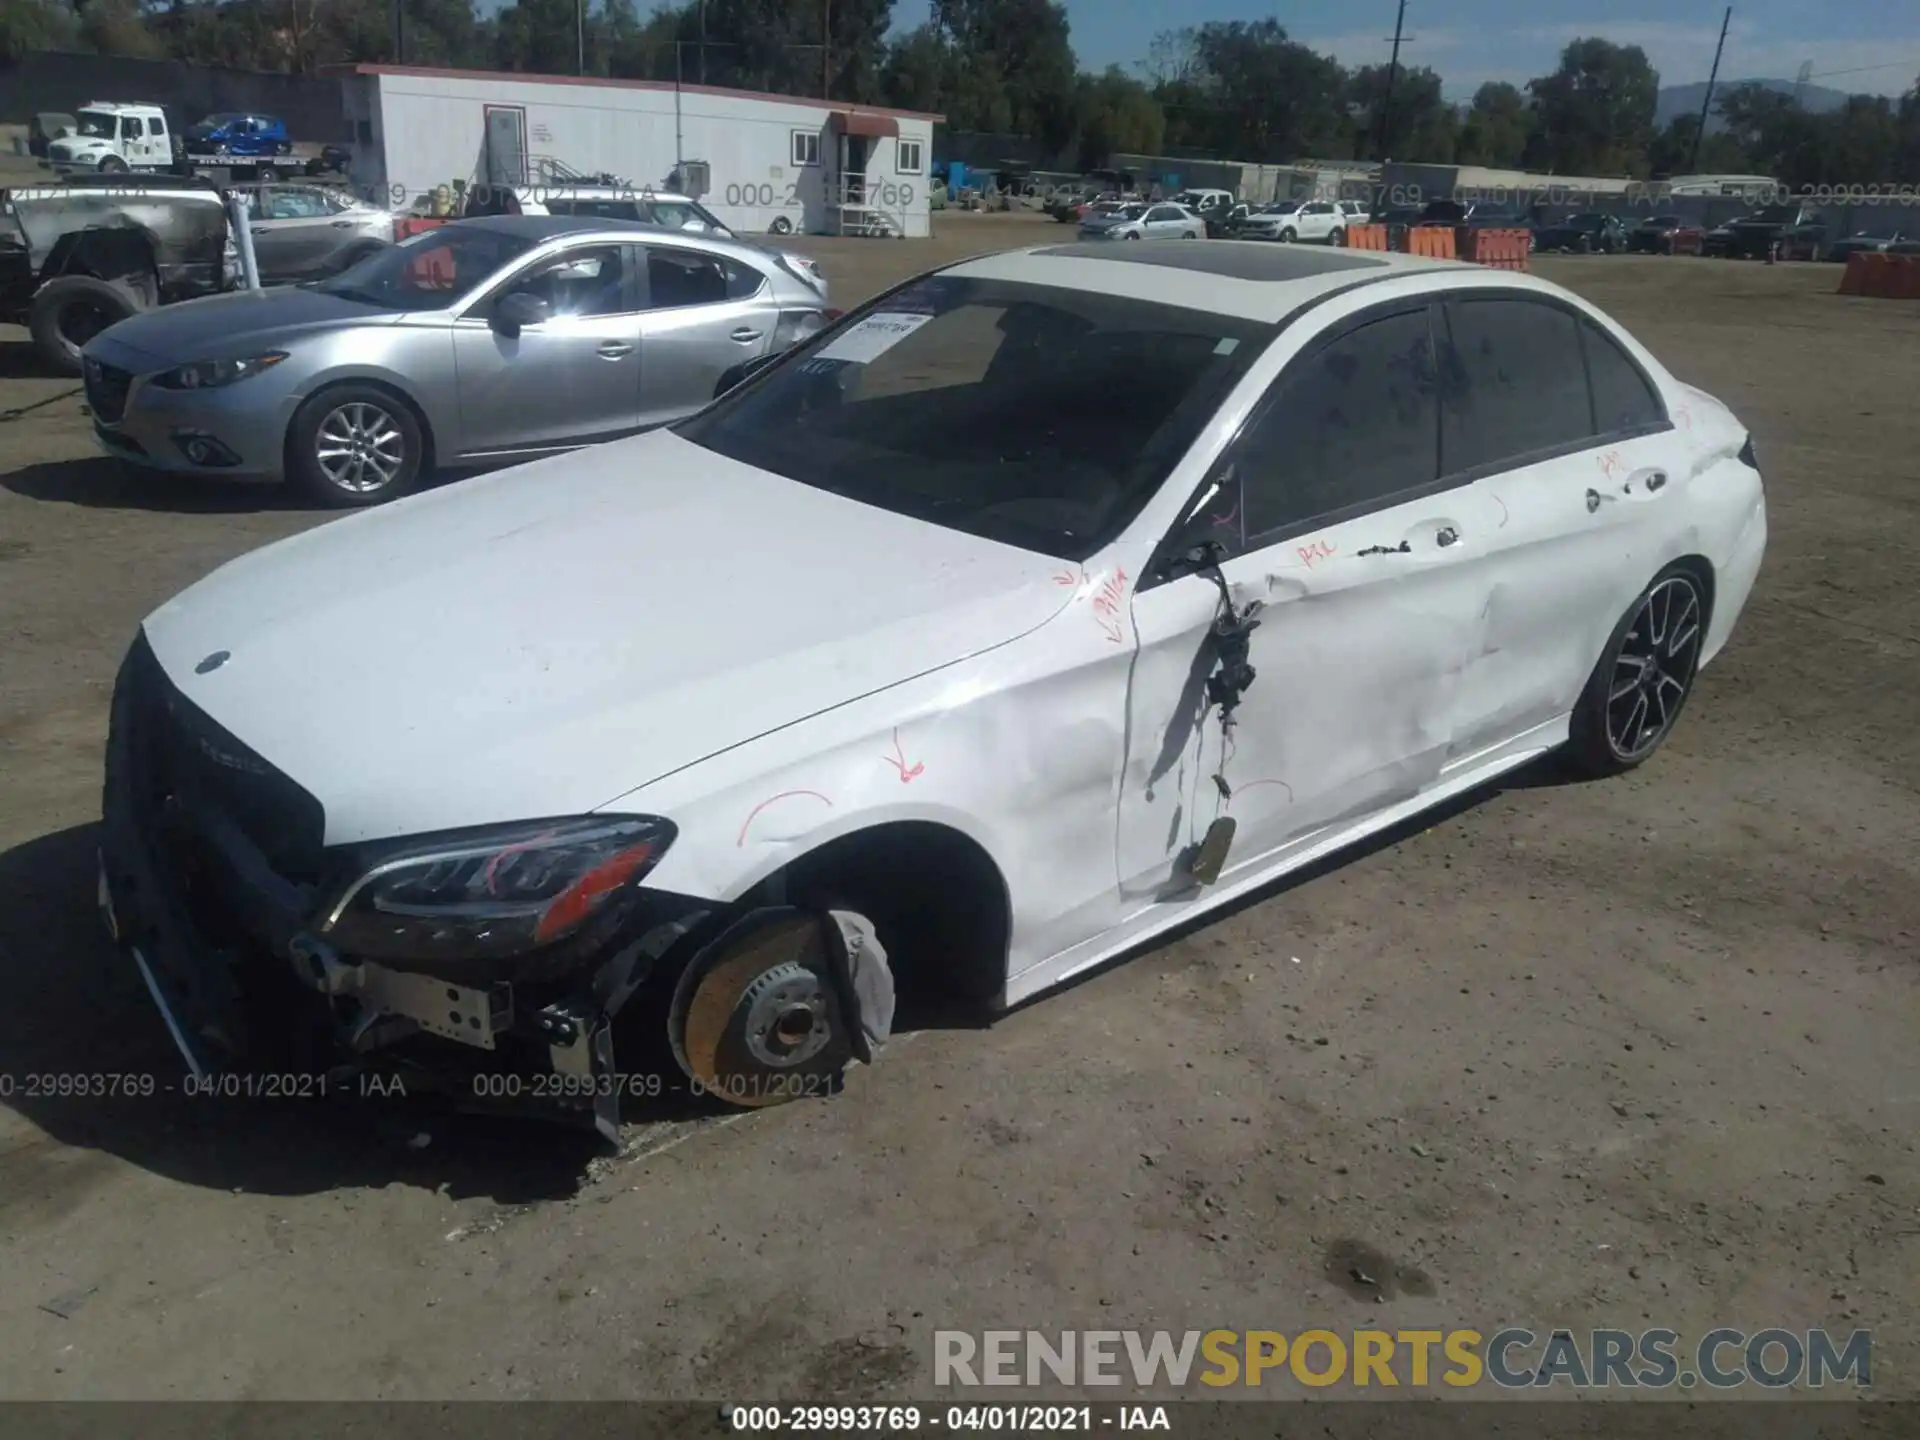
[286,383,425,508]
[275,141,292,156]
[98,155,128,174]
[253,164,279,184]
[1565,564,1708,778]
[28,275,139,375]
[1279,227,1297,243]
[768,215,794,235]
[1328,227,1345,246]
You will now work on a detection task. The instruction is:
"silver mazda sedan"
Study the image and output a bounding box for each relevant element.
[80,215,836,506]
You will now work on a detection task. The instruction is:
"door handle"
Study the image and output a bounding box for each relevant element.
[1642,470,1668,493]
[250,227,266,236]
[1585,487,1618,513]
[1434,525,1461,548]
[330,219,353,228]
[730,327,763,343]
[596,342,634,359]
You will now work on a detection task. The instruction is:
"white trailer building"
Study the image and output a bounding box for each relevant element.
[333,64,942,238]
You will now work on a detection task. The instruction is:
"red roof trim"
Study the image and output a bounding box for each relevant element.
[332,64,944,124]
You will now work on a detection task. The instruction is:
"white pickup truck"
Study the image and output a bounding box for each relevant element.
[46,103,176,175]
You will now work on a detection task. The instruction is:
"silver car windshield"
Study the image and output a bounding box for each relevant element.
[676,274,1273,560]
[311,226,536,312]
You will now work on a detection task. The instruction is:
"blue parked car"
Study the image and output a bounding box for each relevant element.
[184,112,292,158]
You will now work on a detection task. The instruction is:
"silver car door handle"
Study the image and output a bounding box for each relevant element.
[1586,487,1618,513]
[330,219,353,228]
[1644,470,1668,492]
[1434,525,1461,547]
[730,327,763,343]
[597,342,634,359]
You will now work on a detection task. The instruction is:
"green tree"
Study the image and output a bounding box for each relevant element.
[1522,38,1659,175]
[0,0,77,59]
[1073,64,1163,167]
[1349,62,1453,162]
[1455,81,1528,167]
[1646,113,1748,177]
[1162,19,1348,162]
[931,0,1076,150]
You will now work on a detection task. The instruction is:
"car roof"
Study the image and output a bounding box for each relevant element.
[945,241,1482,323]
[448,212,781,264]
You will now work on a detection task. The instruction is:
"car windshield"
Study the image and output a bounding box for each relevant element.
[202,113,244,127]
[1753,205,1800,222]
[646,198,732,235]
[310,225,535,311]
[76,111,117,138]
[674,275,1273,559]
[1645,214,1680,226]
[1568,213,1609,229]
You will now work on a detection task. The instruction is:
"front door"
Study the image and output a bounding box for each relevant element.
[249,186,346,279]
[451,241,644,455]
[838,133,869,206]
[1118,300,1501,896]
[634,243,781,424]
[484,105,528,188]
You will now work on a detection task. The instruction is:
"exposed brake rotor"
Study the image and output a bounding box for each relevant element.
[669,911,854,1109]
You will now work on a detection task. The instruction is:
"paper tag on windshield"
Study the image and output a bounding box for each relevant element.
[816,312,934,364]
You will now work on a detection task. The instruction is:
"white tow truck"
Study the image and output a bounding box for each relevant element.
[45,103,176,175]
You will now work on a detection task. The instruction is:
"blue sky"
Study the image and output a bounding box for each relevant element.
[884,0,1920,99]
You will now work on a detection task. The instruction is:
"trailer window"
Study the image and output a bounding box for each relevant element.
[792,131,820,166]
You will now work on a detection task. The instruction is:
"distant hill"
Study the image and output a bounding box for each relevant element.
[1656,78,1855,133]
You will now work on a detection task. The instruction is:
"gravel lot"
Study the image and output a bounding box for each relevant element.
[0,212,1915,1403]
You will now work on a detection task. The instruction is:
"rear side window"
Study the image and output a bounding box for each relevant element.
[646,247,730,309]
[1580,319,1665,434]
[1438,297,1590,474]
[1238,306,1440,538]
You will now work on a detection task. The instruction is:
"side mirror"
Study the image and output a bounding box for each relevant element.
[712,352,779,399]
[490,290,550,338]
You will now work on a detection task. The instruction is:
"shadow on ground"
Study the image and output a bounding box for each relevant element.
[1,457,308,514]
[0,822,611,1205]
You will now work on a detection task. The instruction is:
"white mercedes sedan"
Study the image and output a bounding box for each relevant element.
[99,240,1766,1137]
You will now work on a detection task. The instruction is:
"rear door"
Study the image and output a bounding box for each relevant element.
[250,187,345,278]
[634,244,781,424]
[451,241,646,454]
[1432,292,1679,761]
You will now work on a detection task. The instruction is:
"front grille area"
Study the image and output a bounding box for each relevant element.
[118,634,327,885]
[84,357,131,424]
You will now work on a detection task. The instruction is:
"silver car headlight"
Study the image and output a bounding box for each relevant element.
[317,815,676,964]
[151,352,288,390]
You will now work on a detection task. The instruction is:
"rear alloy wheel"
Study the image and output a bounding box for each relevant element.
[1567,566,1707,776]
[289,385,423,507]
[1328,227,1345,246]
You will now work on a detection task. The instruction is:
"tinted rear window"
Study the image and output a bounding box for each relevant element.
[1438,297,1592,472]
[1580,319,1665,434]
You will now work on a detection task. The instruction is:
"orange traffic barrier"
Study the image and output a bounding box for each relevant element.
[1839,252,1920,299]
[394,216,450,241]
[1342,223,1389,251]
[1403,224,1456,260]
[1460,228,1531,271]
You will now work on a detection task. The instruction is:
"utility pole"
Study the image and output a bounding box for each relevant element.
[1689,6,1732,174]
[1374,0,1409,162]
[577,0,585,76]
[699,0,708,84]
[822,0,832,100]
[392,0,403,65]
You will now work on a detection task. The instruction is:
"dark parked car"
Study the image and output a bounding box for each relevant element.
[1824,231,1908,262]
[184,113,292,159]
[1534,212,1628,254]
[1703,204,1829,260]
[1414,199,1529,230]
[28,112,76,159]
[1627,214,1690,253]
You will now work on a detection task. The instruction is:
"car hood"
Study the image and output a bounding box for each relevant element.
[49,137,112,157]
[139,429,1075,845]
[89,287,398,370]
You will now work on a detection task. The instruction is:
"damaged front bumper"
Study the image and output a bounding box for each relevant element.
[98,634,707,1142]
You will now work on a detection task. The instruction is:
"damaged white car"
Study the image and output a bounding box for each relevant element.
[100,241,1767,1139]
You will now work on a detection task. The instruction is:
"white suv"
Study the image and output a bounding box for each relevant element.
[1256,199,1351,245]
[47,102,174,174]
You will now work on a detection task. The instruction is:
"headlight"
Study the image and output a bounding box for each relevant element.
[151,353,288,390]
[317,815,674,964]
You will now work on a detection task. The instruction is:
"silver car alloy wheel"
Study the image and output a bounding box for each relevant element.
[1606,575,1703,762]
[315,401,406,494]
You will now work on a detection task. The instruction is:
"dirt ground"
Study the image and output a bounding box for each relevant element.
[0,211,1915,1404]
